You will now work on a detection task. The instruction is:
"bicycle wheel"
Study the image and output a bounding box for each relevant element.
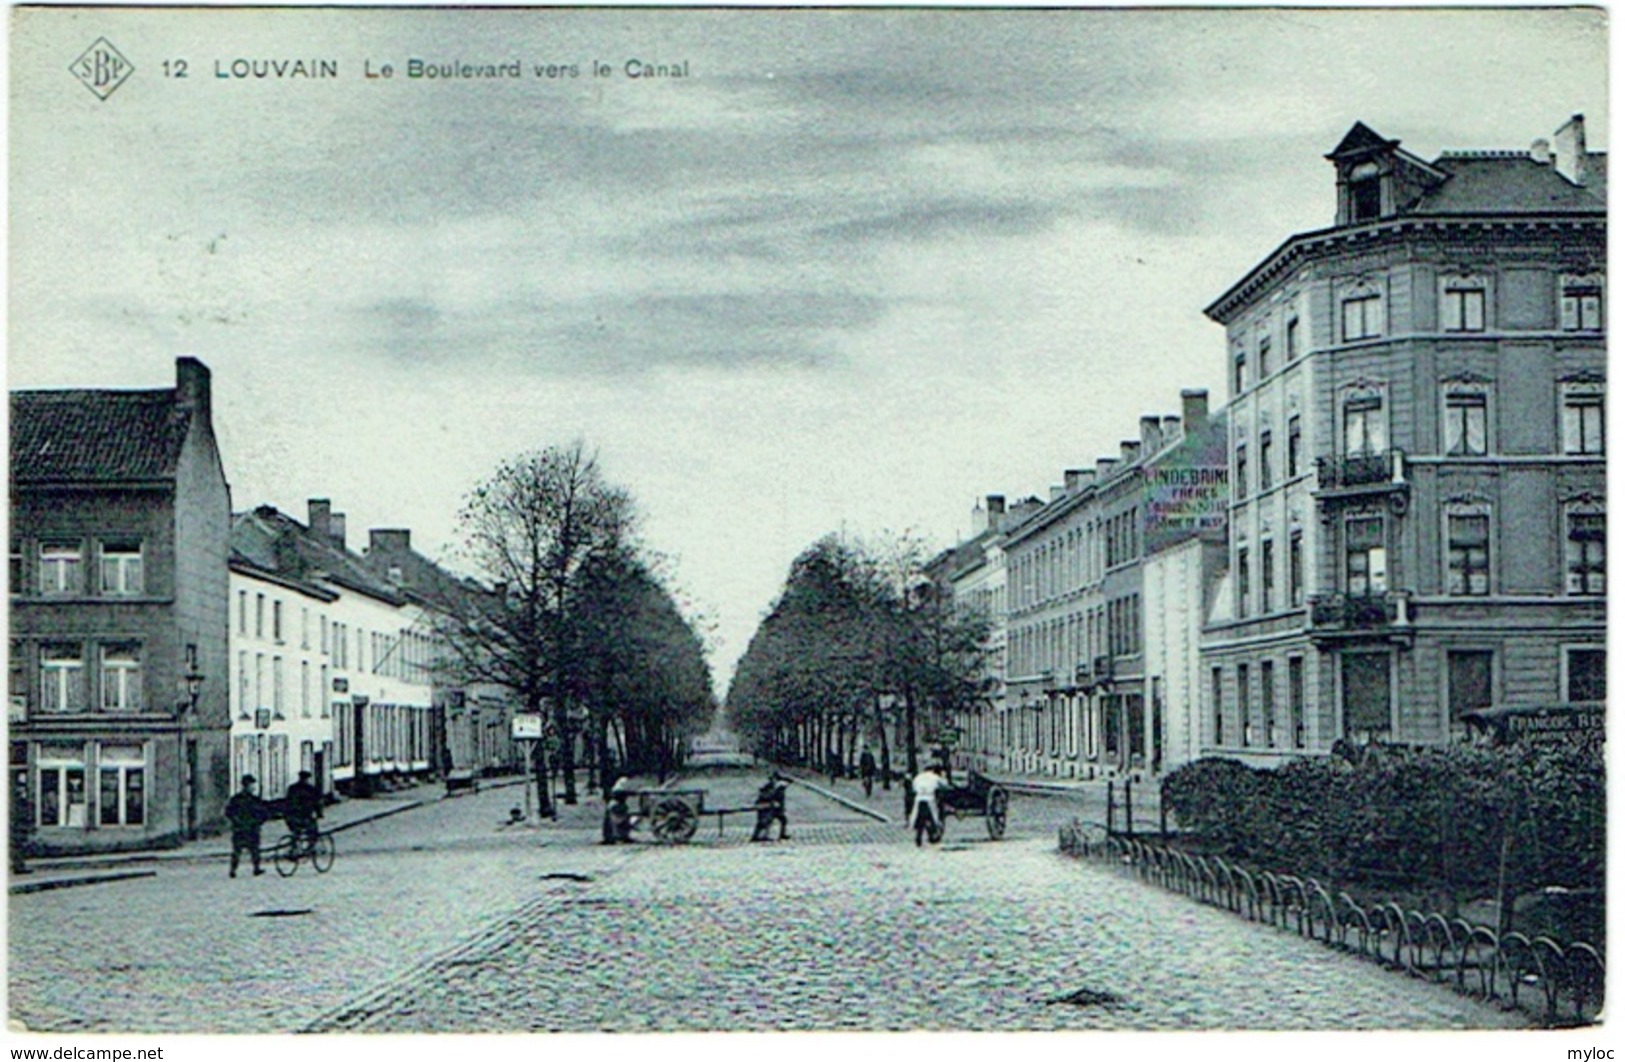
[311,833,335,873]
[272,836,299,877]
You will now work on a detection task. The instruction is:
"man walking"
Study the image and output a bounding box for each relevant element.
[910,763,949,847]
[859,746,877,798]
[225,775,267,877]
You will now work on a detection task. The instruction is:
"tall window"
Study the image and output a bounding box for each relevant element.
[1233,342,1247,394]
[273,600,283,643]
[1238,664,1252,747]
[1289,531,1304,607]
[39,543,82,596]
[1566,506,1605,595]
[320,665,330,718]
[237,651,249,718]
[1444,391,1488,456]
[99,645,142,711]
[1259,430,1274,490]
[1287,416,1302,478]
[97,744,146,826]
[1258,334,1273,379]
[1236,444,1248,498]
[1447,651,1493,732]
[40,644,84,712]
[301,661,311,718]
[1562,383,1605,455]
[1344,393,1385,455]
[10,643,26,717]
[1345,516,1386,596]
[1349,163,1382,222]
[1288,657,1305,748]
[1447,512,1490,596]
[239,590,248,634]
[1260,661,1276,747]
[1567,648,1606,702]
[1441,277,1487,332]
[1237,547,1251,618]
[1261,539,1275,613]
[301,607,310,650]
[10,540,24,595]
[273,657,285,718]
[1561,274,1603,332]
[1286,316,1301,360]
[1342,287,1384,341]
[1211,668,1224,747]
[99,542,143,596]
[255,594,265,638]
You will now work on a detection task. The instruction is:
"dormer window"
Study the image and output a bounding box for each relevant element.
[1350,161,1382,222]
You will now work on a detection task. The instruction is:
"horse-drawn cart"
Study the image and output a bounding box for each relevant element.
[626,787,707,844]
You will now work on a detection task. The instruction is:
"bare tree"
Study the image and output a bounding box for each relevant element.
[438,441,636,809]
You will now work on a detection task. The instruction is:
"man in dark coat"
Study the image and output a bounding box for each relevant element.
[225,775,266,877]
[858,746,877,798]
[751,773,789,842]
[284,770,323,850]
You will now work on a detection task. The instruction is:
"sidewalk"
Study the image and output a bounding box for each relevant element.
[10,775,526,894]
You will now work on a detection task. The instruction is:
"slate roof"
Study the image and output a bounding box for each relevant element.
[1419,152,1606,214]
[11,388,191,482]
[230,506,403,605]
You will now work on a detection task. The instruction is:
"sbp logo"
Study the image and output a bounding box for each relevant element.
[70,37,134,100]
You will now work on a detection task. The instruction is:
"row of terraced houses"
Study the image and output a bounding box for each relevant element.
[938,117,1606,782]
[10,361,523,854]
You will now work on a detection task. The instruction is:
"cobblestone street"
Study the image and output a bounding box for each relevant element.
[9,772,1527,1034]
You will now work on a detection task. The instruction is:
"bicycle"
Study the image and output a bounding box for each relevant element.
[271,827,335,876]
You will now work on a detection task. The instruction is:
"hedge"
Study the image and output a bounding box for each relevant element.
[1161,742,1604,895]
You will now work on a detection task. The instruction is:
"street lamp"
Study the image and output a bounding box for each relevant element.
[179,644,205,713]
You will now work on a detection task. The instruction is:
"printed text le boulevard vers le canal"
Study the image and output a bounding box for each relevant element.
[183,57,691,81]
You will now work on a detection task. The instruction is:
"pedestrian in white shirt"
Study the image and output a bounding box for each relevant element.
[910,764,949,846]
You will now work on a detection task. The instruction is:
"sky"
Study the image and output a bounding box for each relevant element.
[8,7,1609,695]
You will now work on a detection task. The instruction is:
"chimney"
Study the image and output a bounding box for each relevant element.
[175,357,212,423]
[1162,415,1183,443]
[1096,457,1119,480]
[981,494,1006,532]
[1140,415,1163,456]
[1120,440,1141,465]
[1181,389,1210,432]
[329,513,347,550]
[1554,114,1586,185]
[369,528,412,555]
[1063,469,1093,494]
[1530,137,1553,165]
[1050,485,1067,502]
[308,499,332,539]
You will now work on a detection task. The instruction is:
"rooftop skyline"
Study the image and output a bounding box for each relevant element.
[9,7,1608,688]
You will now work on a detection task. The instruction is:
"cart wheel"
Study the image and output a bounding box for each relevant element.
[272,837,298,877]
[650,797,698,844]
[986,786,1009,840]
[928,819,944,844]
[311,833,336,873]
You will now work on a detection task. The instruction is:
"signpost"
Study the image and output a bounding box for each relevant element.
[511,713,545,819]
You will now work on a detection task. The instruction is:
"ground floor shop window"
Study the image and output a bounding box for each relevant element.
[97,744,145,826]
[37,746,87,827]
[1288,657,1305,749]
[1567,647,1606,702]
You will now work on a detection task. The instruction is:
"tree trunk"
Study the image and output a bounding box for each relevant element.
[904,689,919,777]
[878,706,893,790]
[532,740,555,819]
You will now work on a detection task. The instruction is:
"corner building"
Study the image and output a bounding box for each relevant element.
[1201,117,1606,759]
[10,359,232,853]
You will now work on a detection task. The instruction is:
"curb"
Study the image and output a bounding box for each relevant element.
[10,869,157,895]
[782,775,892,824]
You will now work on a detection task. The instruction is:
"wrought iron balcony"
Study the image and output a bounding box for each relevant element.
[1315,448,1407,495]
[1307,590,1413,645]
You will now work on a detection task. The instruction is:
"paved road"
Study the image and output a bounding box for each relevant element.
[8,769,1525,1033]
